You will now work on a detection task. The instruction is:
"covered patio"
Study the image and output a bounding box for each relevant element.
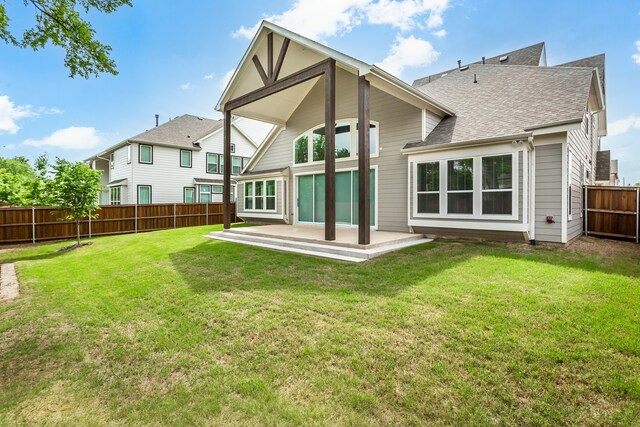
[207,224,431,262]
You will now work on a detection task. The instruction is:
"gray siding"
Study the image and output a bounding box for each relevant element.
[253,68,423,232]
[567,129,590,241]
[535,143,563,243]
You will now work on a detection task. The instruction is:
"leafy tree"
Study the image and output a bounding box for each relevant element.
[49,157,102,246]
[0,154,54,206]
[0,0,131,78]
[635,182,640,188]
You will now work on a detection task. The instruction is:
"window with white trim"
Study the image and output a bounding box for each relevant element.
[416,162,439,214]
[293,119,379,165]
[109,186,121,205]
[482,155,513,215]
[244,180,276,211]
[109,153,114,169]
[207,153,219,174]
[232,156,243,175]
[447,158,473,214]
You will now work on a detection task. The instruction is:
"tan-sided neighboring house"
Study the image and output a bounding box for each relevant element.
[215,21,608,244]
[86,115,273,205]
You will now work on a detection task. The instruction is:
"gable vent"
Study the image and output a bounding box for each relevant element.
[499,55,509,62]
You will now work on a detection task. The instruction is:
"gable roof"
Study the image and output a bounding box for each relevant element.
[215,20,455,123]
[555,53,605,98]
[405,64,596,150]
[412,42,546,86]
[129,114,222,149]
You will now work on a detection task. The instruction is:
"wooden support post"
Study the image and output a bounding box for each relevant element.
[223,109,232,229]
[358,75,371,245]
[173,203,177,228]
[324,59,336,241]
[31,206,35,244]
[135,204,138,233]
[205,203,209,225]
[584,186,588,237]
[88,213,92,239]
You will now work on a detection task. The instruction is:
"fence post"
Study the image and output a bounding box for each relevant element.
[173,203,177,228]
[31,206,36,244]
[88,211,92,239]
[205,203,208,225]
[636,188,639,244]
[135,204,138,233]
[584,186,588,237]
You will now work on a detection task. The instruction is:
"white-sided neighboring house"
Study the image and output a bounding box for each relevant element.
[86,115,273,205]
[217,21,608,244]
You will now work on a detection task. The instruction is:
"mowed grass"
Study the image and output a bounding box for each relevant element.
[0,225,639,426]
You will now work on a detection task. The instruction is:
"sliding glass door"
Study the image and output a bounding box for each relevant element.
[297,169,375,226]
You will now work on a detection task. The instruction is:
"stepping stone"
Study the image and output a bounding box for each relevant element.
[0,263,19,301]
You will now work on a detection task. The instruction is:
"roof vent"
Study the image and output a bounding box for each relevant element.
[197,117,203,120]
[457,59,462,69]
[482,56,486,64]
[499,55,509,62]
[460,65,469,71]
[441,72,448,77]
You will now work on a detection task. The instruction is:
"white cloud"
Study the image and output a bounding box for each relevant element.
[633,40,640,65]
[0,95,35,135]
[376,34,440,76]
[219,69,235,91]
[367,0,448,31]
[23,127,102,150]
[432,29,446,38]
[203,73,215,80]
[3,144,16,150]
[180,82,191,90]
[232,0,449,40]
[609,114,640,136]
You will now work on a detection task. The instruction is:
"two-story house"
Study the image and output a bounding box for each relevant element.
[87,115,272,205]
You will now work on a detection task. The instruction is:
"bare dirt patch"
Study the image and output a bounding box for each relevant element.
[566,236,640,257]
[56,242,93,253]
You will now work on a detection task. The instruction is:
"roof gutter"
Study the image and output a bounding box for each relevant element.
[402,132,532,155]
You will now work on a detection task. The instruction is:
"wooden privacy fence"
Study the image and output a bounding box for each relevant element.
[585,186,639,243]
[0,203,236,245]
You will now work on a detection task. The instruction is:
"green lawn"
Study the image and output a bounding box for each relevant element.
[0,225,639,425]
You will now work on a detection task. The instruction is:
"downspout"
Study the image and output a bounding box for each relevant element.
[528,136,535,243]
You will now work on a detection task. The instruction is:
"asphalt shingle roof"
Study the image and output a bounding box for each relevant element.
[555,53,605,96]
[129,114,222,149]
[406,64,594,149]
[412,42,546,86]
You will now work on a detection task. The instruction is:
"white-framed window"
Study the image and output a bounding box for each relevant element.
[416,162,439,214]
[138,185,152,204]
[184,187,195,203]
[127,144,131,164]
[109,186,121,205]
[412,150,518,220]
[481,155,513,215]
[244,180,276,211]
[199,184,212,202]
[109,153,115,169]
[139,144,153,164]
[293,119,379,166]
[447,158,474,214]
[180,149,192,168]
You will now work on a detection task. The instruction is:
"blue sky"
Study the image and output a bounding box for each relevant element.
[0,0,638,184]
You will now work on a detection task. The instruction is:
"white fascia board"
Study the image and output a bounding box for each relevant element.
[402,133,531,155]
[529,122,580,136]
[235,170,288,181]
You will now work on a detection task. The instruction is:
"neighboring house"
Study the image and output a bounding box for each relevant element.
[87,115,272,205]
[594,150,620,186]
[216,21,608,244]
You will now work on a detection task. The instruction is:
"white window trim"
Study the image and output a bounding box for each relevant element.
[292,118,380,167]
[110,186,121,205]
[292,165,379,229]
[411,147,519,221]
[244,179,277,212]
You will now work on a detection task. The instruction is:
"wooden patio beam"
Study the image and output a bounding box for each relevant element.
[251,55,269,86]
[324,59,336,241]
[271,38,290,83]
[358,75,370,245]
[225,58,333,111]
[223,109,232,229]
